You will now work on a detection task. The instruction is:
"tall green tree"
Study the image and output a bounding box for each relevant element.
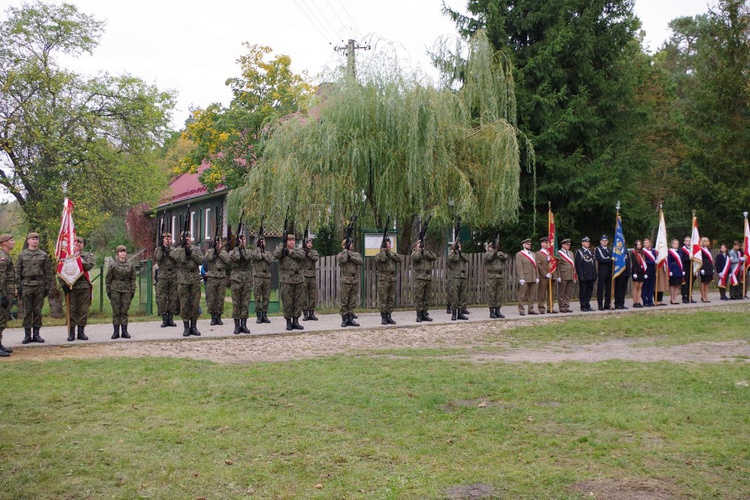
[181,44,313,191]
[231,31,531,250]
[0,2,175,242]
[445,0,648,240]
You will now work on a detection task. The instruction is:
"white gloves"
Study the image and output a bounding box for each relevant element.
[556,277,561,282]
[535,278,539,284]
[644,274,648,279]
[700,269,705,275]
[545,273,551,279]
[669,272,673,277]
[519,279,526,286]
[633,273,637,280]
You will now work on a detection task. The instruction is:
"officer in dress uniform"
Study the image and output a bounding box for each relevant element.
[554,238,576,313]
[595,235,613,310]
[535,236,556,314]
[515,238,539,316]
[575,236,597,312]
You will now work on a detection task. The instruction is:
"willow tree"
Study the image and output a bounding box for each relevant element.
[231,31,531,244]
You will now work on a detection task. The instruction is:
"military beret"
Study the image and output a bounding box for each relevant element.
[116,245,127,252]
[539,236,549,243]
[180,231,190,238]
[288,234,296,239]
[26,232,39,239]
[560,238,571,245]
[581,236,590,242]
[521,238,531,244]
[162,232,172,238]
[600,234,609,241]
[384,237,391,243]
[0,234,13,243]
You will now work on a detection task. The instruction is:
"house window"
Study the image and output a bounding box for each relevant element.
[205,208,212,240]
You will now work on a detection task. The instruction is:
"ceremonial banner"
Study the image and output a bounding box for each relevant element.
[744,215,749,269]
[55,198,83,286]
[654,209,669,269]
[613,215,627,278]
[690,215,702,274]
[548,207,558,274]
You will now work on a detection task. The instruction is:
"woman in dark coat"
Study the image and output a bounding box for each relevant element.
[698,237,714,302]
[667,239,685,304]
[630,240,646,308]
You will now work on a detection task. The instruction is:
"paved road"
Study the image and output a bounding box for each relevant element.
[1,291,739,349]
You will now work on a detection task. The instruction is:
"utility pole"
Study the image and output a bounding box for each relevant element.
[334,39,370,79]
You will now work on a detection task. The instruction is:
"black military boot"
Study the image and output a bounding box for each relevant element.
[422,311,433,322]
[161,314,169,328]
[351,313,358,319]
[308,310,318,321]
[292,317,304,330]
[0,348,8,357]
[447,304,451,314]
[22,328,32,344]
[167,313,177,327]
[495,308,505,319]
[256,311,263,324]
[111,324,120,340]
[182,320,190,337]
[77,325,88,341]
[461,307,470,315]
[381,312,388,325]
[341,314,348,327]
[210,313,218,326]
[233,318,241,334]
[347,314,360,327]
[489,307,497,319]
[302,310,310,321]
[261,312,271,324]
[32,327,45,343]
[121,323,131,339]
[216,314,223,325]
[0,341,13,353]
[190,319,201,336]
[387,312,396,325]
[285,318,293,331]
[451,310,457,321]
[240,318,250,334]
[67,325,76,342]
[416,311,423,323]
[457,309,468,320]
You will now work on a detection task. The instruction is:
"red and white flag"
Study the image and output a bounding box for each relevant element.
[56,199,83,286]
[691,215,702,275]
[744,215,749,266]
[654,209,669,269]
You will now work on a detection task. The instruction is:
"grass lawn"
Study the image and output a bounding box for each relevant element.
[1,312,749,498]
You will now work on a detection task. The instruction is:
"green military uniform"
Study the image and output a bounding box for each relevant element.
[154,243,178,326]
[173,241,204,336]
[251,244,274,324]
[411,246,437,322]
[447,247,470,320]
[483,244,507,318]
[337,247,363,327]
[62,251,95,340]
[229,243,253,334]
[0,238,15,354]
[273,241,306,331]
[204,246,229,326]
[106,251,136,339]
[375,244,403,324]
[16,240,52,343]
[301,244,320,320]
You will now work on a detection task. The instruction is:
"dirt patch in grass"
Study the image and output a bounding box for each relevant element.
[569,478,679,499]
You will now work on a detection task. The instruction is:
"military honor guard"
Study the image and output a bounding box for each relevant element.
[62,237,95,341]
[535,236,557,314]
[575,236,596,312]
[337,239,363,327]
[447,241,470,320]
[16,232,53,344]
[554,238,575,313]
[204,237,229,326]
[251,236,274,324]
[0,234,15,356]
[173,231,204,336]
[375,236,403,325]
[515,238,539,316]
[483,239,507,318]
[106,245,136,339]
[229,234,253,334]
[154,231,178,327]
[301,237,320,321]
[411,238,438,322]
[274,233,307,331]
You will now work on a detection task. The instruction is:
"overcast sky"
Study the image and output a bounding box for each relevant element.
[0,0,714,129]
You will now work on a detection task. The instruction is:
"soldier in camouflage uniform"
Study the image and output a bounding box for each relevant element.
[204,237,229,326]
[229,234,253,334]
[0,234,16,356]
[411,239,438,322]
[337,239,363,327]
[273,234,306,331]
[106,245,136,339]
[251,236,273,324]
[15,232,52,344]
[154,232,178,327]
[60,237,95,341]
[172,231,205,336]
[375,237,402,325]
[447,242,470,321]
[483,240,507,319]
[301,237,319,321]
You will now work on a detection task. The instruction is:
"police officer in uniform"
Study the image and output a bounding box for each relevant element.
[447,241,470,320]
[204,237,229,326]
[411,239,438,322]
[338,239,363,327]
[595,235,613,310]
[0,234,16,356]
[16,232,52,344]
[515,238,539,316]
[154,232,178,327]
[375,236,403,324]
[173,231,204,336]
[229,234,253,334]
[106,245,136,339]
[251,236,274,324]
[61,237,95,341]
[575,236,597,312]
[274,234,306,331]
[483,239,507,319]
[301,237,320,321]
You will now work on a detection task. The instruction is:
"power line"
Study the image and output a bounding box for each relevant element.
[292,0,336,44]
[309,0,343,41]
[324,0,348,33]
[336,0,363,38]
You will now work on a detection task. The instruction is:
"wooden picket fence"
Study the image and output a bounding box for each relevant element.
[315,252,527,309]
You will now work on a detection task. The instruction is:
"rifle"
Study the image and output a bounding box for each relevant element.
[256,214,265,248]
[381,215,391,248]
[236,209,245,247]
[344,214,358,250]
[282,205,290,244]
[419,215,431,249]
[452,216,461,251]
[493,229,500,252]
[181,204,191,247]
[302,221,310,249]
[213,205,221,249]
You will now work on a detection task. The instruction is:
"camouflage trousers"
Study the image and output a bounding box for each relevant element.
[377,276,396,313]
[66,286,92,326]
[231,281,252,319]
[178,282,201,321]
[302,277,317,310]
[0,301,10,342]
[485,277,504,308]
[339,281,359,316]
[413,279,432,312]
[205,277,226,315]
[280,282,304,319]
[110,289,132,325]
[156,277,179,315]
[21,286,45,328]
[448,277,467,311]
[253,277,271,314]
